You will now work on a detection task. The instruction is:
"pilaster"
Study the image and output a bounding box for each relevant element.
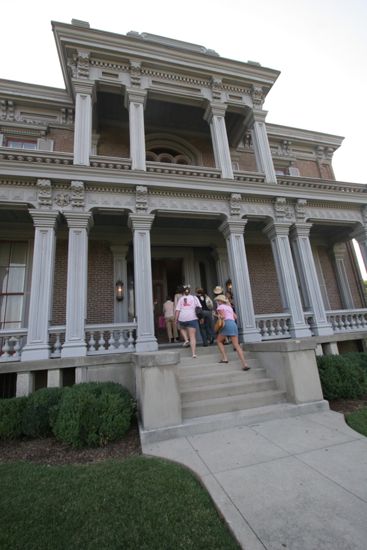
[128,213,158,352]
[73,79,95,166]
[62,212,93,358]
[331,243,354,309]
[250,109,277,184]
[204,103,233,179]
[219,219,261,342]
[263,222,311,338]
[125,88,147,171]
[290,224,333,336]
[22,210,59,361]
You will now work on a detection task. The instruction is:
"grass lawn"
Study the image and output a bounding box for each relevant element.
[0,456,240,550]
[346,407,367,437]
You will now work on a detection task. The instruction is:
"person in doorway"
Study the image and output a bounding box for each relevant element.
[214,294,250,370]
[175,285,201,358]
[162,296,179,343]
[195,287,215,345]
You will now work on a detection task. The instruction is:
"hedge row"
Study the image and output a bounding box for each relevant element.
[0,382,135,447]
[317,352,367,400]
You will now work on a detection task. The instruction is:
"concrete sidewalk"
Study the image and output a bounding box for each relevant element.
[143,411,367,550]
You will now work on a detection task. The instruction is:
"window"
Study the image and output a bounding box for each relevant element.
[0,242,28,329]
[5,138,37,150]
[146,147,190,165]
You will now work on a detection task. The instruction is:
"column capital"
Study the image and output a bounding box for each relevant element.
[128,213,155,231]
[72,79,95,96]
[219,219,247,238]
[290,222,313,239]
[263,221,291,239]
[351,224,367,243]
[252,108,268,124]
[124,88,147,107]
[203,101,227,123]
[28,209,59,229]
[64,211,93,231]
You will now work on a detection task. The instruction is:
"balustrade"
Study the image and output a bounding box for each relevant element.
[85,323,137,354]
[255,314,291,339]
[326,309,367,333]
[0,329,27,362]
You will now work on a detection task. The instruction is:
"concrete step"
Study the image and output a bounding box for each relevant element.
[181,377,278,402]
[139,400,330,445]
[179,346,256,361]
[178,358,258,377]
[179,367,268,388]
[182,389,288,419]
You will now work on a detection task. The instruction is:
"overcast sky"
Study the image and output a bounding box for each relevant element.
[1,0,366,185]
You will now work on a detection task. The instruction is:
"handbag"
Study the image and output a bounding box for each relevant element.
[195,306,203,319]
[214,318,225,333]
[158,315,166,329]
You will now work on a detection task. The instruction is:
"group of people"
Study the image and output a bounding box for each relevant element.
[161,283,249,370]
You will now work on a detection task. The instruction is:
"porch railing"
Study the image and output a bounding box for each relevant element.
[85,323,137,354]
[326,309,367,333]
[0,329,28,362]
[255,314,291,340]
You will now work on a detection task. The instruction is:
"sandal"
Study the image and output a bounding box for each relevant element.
[219,360,228,364]
[183,341,190,347]
[242,365,250,371]
[192,354,197,358]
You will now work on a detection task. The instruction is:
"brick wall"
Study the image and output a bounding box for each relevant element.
[98,126,130,157]
[52,239,114,325]
[246,244,284,314]
[237,151,258,171]
[48,128,74,153]
[295,160,321,178]
[345,242,365,308]
[87,241,114,323]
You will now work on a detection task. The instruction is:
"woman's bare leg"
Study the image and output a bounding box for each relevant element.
[231,336,250,370]
[188,326,197,356]
[180,327,189,345]
[216,335,228,362]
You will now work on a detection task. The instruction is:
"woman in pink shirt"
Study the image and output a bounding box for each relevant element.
[175,285,201,358]
[214,295,250,370]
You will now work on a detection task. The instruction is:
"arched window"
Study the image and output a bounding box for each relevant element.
[145,134,201,166]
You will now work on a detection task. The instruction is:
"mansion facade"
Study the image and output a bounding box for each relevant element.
[1,19,367,399]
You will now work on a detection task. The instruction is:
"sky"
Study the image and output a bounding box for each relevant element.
[1,0,367,274]
[1,0,366,185]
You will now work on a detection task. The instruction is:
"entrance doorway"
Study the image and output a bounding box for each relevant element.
[152,258,183,342]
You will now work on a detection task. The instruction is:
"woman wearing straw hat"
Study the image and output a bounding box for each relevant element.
[214,294,250,370]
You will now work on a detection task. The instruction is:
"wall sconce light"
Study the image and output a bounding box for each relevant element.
[115,280,124,301]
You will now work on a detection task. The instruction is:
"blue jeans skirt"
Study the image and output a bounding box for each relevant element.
[179,319,200,330]
[219,319,238,337]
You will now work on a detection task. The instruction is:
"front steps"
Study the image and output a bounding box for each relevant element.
[139,345,329,444]
[179,348,287,419]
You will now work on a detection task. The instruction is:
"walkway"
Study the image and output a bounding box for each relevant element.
[143,410,367,549]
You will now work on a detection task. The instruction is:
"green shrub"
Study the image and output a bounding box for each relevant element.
[0,397,28,440]
[317,354,367,400]
[346,407,367,436]
[22,387,65,438]
[52,382,135,448]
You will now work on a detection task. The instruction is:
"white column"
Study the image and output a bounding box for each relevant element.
[290,224,333,336]
[110,245,129,323]
[211,247,229,287]
[73,81,94,166]
[250,110,277,184]
[128,214,158,352]
[22,210,59,361]
[352,226,367,276]
[331,243,354,309]
[263,222,311,338]
[204,103,233,179]
[219,219,261,342]
[125,89,147,171]
[62,212,93,358]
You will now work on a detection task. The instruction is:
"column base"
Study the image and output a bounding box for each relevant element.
[21,344,51,362]
[61,342,87,358]
[289,325,312,338]
[311,324,334,337]
[135,337,159,353]
[239,328,262,343]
